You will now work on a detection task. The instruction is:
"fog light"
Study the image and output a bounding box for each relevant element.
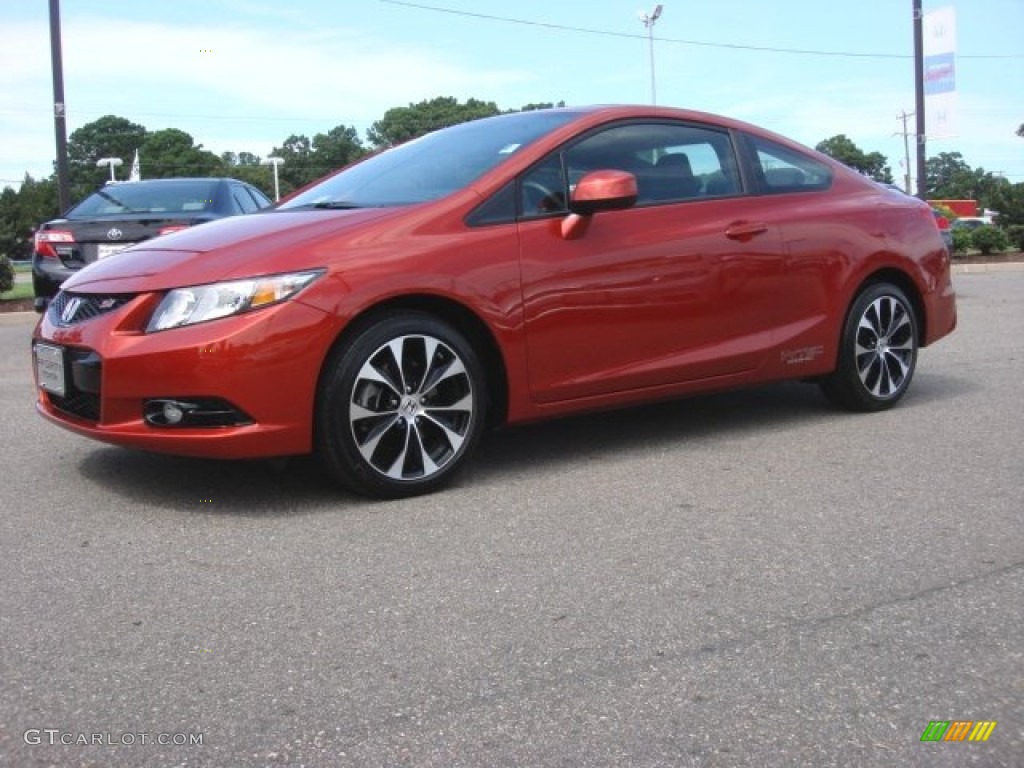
[144,398,254,428]
[163,402,186,425]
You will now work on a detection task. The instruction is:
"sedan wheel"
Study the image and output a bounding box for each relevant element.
[317,312,486,498]
[820,283,918,411]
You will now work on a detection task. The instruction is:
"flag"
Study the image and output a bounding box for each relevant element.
[129,149,141,181]
[924,7,957,140]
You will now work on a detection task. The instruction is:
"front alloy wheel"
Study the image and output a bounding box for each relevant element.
[821,283,919,412]
[318,312,486,498]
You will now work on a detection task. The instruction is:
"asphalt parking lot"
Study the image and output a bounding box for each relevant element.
[1,270,1021,767]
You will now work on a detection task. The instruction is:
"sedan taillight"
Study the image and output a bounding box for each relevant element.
[34,230,75,258]
[158,225,190,236]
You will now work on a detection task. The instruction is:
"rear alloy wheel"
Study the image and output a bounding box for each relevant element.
[820,283,919,412]
[317,312,486,498]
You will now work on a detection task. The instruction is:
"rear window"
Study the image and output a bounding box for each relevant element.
[68,181,219,217]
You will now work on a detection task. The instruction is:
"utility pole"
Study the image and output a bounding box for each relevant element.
[896,110,915,194]
[913,0,927,199]
[48,0,71,212]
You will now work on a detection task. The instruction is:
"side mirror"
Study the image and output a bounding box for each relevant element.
[569,170,638,216]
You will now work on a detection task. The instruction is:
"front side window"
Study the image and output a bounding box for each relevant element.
[518,121,742,218]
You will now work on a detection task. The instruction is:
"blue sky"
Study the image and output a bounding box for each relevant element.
[2,0,1021,192]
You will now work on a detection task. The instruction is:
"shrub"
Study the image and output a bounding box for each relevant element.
[0,256,14,294]
[951,227,972,255]
[1006,225,1024,252]
[970,226,1009,255]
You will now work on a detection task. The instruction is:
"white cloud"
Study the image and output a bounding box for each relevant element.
[0,15,529,188]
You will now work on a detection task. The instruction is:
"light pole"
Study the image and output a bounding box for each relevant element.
[262,156,284,201]
[639,4,664,105]
[96,157,123,183]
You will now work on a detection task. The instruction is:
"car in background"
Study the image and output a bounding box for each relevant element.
[32,106,957,498]
[32,177,273,311]
[950,216,992,232]
[931,208,953,253]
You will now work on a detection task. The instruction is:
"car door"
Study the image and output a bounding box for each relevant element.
[517,120,787,404]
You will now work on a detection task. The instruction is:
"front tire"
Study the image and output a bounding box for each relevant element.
[317,311,487,499]
[820,283,919,412]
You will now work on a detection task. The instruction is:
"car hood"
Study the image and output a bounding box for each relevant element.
[61,207,399,294]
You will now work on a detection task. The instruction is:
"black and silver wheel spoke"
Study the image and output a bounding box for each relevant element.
[350,334,474,481]
[854,296,914,398]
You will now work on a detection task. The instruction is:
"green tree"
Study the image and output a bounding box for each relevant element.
[268,134,317,194]
[0,255,13,293]
[219,152,274,196]
[66,115,148,200]
[139,128,224,178]
[986,179,1024,228]
[367,96,501,149]
[0,175,58,259]
[815,134,892,183]
[311,125,366,173]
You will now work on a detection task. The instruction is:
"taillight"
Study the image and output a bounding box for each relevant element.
[934,214,950,231]
[34,230,75,259]
[158,225,190,236]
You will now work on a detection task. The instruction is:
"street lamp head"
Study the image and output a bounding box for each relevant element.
[96,157,123,168]
[261,156,284,166]
[651,4,663,21]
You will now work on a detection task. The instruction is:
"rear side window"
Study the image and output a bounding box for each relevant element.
[232,185,260,213]
[747,136,832,194]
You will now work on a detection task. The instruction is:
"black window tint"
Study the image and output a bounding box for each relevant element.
[519,155,568,218]
[748,136,832,194]
[246,185,272,209]
[517,121,742,221]
[67,180,218,217]
[466,181,517,226]
[231,185,260,213]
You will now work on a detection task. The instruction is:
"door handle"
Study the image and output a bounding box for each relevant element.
[725,222,769,240]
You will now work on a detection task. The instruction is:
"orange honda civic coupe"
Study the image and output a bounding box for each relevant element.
[32,106,957,498]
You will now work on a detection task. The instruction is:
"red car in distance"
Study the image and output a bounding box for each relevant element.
[32,106,957,498]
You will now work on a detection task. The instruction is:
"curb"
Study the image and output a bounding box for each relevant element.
[952,261,1024,274]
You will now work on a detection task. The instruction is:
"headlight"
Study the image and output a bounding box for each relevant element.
[146,270,324,332]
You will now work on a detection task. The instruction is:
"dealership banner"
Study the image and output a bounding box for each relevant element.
[923,6,957,140]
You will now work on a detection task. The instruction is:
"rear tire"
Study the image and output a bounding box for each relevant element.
[820,283,918,412]
[316,311,487,499]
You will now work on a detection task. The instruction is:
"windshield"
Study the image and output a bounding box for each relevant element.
[67,180,220,217]
[280,109,583,210]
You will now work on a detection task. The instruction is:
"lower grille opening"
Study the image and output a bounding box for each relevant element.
[143,398,254,428]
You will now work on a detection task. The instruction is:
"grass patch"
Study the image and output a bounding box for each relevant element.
[1,282,33,301]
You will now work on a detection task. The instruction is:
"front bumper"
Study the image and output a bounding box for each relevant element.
[32,291,338,459]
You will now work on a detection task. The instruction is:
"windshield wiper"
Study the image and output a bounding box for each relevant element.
[94,188,140,213]
[310,200,362,210]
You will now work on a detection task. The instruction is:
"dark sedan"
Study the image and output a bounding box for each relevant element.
[32,177,272,311]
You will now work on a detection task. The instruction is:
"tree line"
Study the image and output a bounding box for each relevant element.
[1,96,1021,260]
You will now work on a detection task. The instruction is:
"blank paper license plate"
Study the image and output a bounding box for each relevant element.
[97,242,135,259]
[35,343,66,397]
